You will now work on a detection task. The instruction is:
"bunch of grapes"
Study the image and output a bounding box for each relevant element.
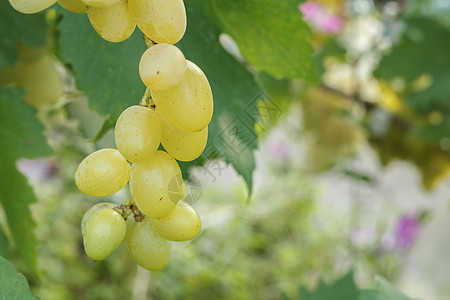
[9,0,186,43]
[10,0,214,271]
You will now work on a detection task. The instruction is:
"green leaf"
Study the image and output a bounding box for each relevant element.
[0,225,11,260]
[178,0,262,192]
[358,276,413,300]
[299,271,358,300]
[209,0,316,81]
[0,87,52,273]
[359,289,387,300]
[0,256,38,300]
[0,1,47,71]
[373,276,412,300]
[58,12,146,120]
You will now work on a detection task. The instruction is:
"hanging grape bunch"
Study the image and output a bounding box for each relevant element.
[9,0,213,271]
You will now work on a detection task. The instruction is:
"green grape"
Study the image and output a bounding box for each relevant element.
[152,201,202,241]
[126,217,171,271]
[130,151,182,218]
[152,60,213,132]
[128,0,186,44]
[114,105,161,163]
[9,0,56,14]
[75,148,130,197]
[87,0,136,43]
[156,109,208,162]
[81,202,116,233]
[82,208,126,261]
[81,0,119,7]
[57,0,89,13]
[139,43,186,91]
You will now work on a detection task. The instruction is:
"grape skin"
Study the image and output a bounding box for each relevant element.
[87,0,136,43]
[9,0,56,14]
[157,109,208,162]
[81,202,116,234]
[57,0,89,13]
[152,60,213,133]
[114,105,161,163]
[139,44,186,91]
[152,201,202,241]
[81,0,119,8]
[128,0,186,44]
[130,151,182,218]
[75,148,130,197]
[82,208,126,261]
[126,217,171,271]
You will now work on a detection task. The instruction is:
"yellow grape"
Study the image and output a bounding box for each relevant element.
[15,49,63,108]
[87,0,136,43]
[114,105,161,163]
[152,60,213,132]
[9,0,56,14]
[82,0,119,8]
[128,0,186,44]
[152,201,201,241]
[57,0,89,13]
[81,202,116,233]
[130,151,182,218]
[139,44,186,91]
[82,208,126,261]
[156,109,208,162]
[75,148,130,197]
[126,217,171,271]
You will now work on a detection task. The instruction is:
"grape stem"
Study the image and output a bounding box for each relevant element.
[138,88,156,109]
[143,34,156,48]
[114,199,145,222]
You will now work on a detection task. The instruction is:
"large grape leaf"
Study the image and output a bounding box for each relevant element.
[0,88,52,273]
[0,256,38,300]
[299,271,358,300]
[178,0,262,192]
[58,12,147,121]
[0,1,48,71]
[209,0,316,81]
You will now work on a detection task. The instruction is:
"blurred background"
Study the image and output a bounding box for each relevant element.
[1,0,450,299]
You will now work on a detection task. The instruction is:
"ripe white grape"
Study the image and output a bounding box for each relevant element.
[152,201,202,241]
[156,109,208,162]
[128,0,186,44]
[81,0,119,8]
[82,208,126,261]
[9,0,56,14]
[114,105,161,163]
[139,44,186,91]
[75,148,130,197]
[126,217,171,271]
[152,60,213,133]
[87,0,136,43]
[130,151,182,218]
[81,202,116,233]
[57,0,89,13]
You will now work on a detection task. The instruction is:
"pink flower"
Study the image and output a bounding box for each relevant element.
[269,138,293,161]
[395,214,420,249]
[299,1,344,34]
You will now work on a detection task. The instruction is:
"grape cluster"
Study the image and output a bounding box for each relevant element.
[9,0,186,44]
[10,0,212,271]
